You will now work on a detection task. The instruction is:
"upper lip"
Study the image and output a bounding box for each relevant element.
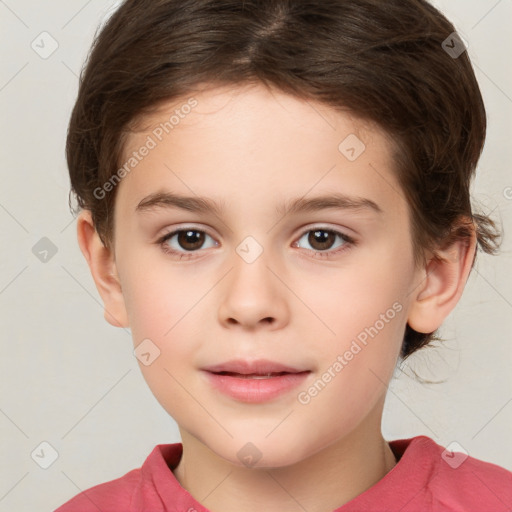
[202,359,309,375]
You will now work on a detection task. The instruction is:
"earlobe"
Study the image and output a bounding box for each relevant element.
[76,210,129,328]
[407,226,477,334]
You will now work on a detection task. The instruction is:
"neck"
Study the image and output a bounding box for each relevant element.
[172,406,397,512]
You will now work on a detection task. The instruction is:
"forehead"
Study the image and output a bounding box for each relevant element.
[124,82,390,155]
[115,83,404,220]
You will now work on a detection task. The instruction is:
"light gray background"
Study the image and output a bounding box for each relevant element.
[0,1,511,511]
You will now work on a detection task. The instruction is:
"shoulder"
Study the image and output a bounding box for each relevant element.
[406,436,512,511]
[54,444,183,512]
[54,468,140,512]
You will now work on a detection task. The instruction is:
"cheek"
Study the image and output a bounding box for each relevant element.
[119,253,201,341]
[120,269,205,414]
[118,256,209,357]
[304,247,412,347]
[292,247,413,413]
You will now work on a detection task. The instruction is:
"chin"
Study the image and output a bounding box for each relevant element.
[207,433,319,470]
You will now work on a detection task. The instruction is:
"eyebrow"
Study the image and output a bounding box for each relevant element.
[135,191,383,217]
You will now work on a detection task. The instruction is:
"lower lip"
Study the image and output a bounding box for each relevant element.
[202,371,310,403]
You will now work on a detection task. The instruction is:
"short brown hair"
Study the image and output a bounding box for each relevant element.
[66,0,501,359]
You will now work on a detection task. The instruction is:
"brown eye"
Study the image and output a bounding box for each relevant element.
[176,230,206,251]
[294,227,355,258]
[160,229,217,255]
[307,230,337,251]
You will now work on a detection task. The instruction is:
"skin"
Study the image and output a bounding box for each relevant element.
[77,82,476,512]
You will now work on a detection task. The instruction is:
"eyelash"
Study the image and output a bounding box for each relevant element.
[156,226,356,261]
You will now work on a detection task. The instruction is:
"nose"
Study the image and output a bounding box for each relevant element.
[217,247,290,331]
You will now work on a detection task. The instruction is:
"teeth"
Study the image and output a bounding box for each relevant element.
[238,373,277,379]
[217,372,286,378]
[215,371,289,379]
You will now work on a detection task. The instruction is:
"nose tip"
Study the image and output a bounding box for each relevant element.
[218,259,289,330]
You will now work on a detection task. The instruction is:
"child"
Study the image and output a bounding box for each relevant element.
[56,0,512,510]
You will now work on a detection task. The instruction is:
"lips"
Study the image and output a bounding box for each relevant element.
[201,359,311,403]
[212,372,290,379]
[202,359,309,376]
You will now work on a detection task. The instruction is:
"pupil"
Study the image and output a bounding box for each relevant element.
[175,230,336,252]
[179,230,204,250]
[309,230,334,250]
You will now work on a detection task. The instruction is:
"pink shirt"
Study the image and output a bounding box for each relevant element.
[55,435,512,511]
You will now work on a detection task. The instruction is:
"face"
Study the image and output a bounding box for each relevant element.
[111,83,422,468]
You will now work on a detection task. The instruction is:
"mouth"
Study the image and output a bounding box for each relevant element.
[201,359,311,403]
[210,371,303,379]
[202,358,309,375]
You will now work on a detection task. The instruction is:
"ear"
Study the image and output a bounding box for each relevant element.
[407,221,477,334]
[76,210,129,328]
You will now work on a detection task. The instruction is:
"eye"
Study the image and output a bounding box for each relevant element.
[156,226,356,260]
[293,228,355,259]
[157,228,218,259]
